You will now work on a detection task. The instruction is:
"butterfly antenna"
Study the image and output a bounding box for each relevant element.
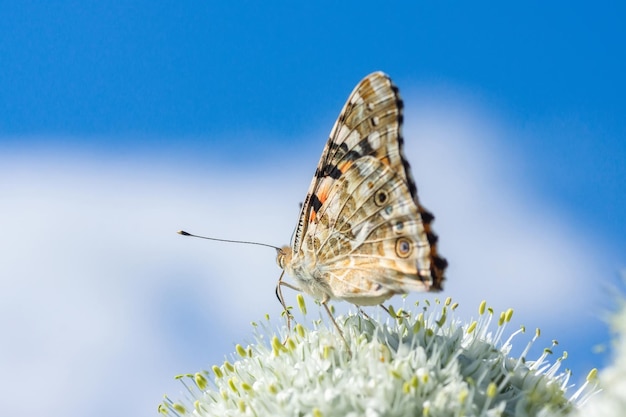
[177,230,282,251]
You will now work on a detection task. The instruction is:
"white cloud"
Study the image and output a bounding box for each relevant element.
[0,94,612,416]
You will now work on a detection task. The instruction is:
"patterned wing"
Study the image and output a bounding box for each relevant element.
[290,71,446,303]
[300,154,441,304]
[293,72,407,250]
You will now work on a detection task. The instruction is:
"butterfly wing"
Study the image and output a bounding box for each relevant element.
[288,72,447,305]
[294,72,406,249]
[306,155,439,304]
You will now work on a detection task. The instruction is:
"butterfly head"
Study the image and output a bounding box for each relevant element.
[276,246,293,271]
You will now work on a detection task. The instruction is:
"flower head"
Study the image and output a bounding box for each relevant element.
[161,297,596,417]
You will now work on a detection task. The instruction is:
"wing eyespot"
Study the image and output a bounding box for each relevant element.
[393,221,404,234]
[395,237,412,258]
[374,189,389,206]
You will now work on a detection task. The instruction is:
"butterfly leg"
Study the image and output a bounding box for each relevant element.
[321,297,351,355]
[275,271,301,330]
[379,304,392,316]
[358,307,371,320]
[379,304,409,319]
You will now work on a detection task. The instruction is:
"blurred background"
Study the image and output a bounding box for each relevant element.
[1,2,624,416]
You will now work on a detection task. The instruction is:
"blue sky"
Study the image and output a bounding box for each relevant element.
[1,2,625,416]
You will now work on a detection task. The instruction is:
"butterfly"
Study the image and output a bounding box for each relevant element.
[276,72,447,318]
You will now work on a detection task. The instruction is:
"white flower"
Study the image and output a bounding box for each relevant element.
[574,284,626,417]
[161,297,597,417]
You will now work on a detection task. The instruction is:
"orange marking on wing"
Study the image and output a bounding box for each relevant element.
[308,179,333,222]
[380,156,391,167]
[317,181,332,204]
[337,160,354,173]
